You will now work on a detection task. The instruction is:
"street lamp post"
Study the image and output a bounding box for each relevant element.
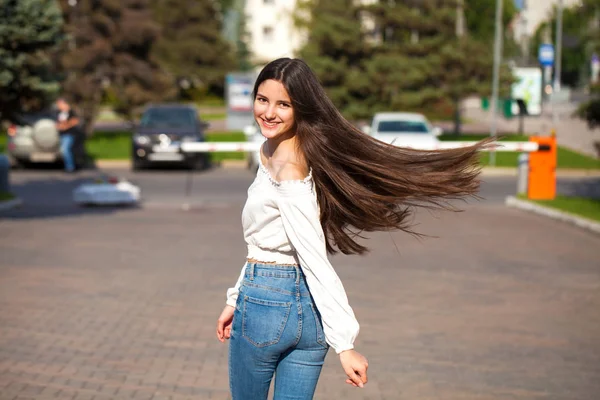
[489,0,504,166]
[553,0,563,93]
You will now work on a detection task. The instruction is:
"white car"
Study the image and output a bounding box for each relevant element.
[362,112,443,149]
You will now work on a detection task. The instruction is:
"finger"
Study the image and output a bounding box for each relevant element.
[358,369,368,384]
[224,326,232,339]
[346,379,358,387]
[345,370,364,388]
[216,321,224,342]
[355,365,368,384]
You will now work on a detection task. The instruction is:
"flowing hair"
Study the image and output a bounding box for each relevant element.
[253,58,492,255]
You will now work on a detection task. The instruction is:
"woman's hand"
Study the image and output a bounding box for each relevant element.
[339,349,369,388]
[216,305,235,343]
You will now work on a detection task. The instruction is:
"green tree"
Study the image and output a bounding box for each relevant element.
[296,0,370,117]
[150,0,237,100]
[530,3,591,87]
[360,0,512,132]
[575,0,600,129]
[0,0,64,121]
[58,0,175,134]
[464,0,517,42]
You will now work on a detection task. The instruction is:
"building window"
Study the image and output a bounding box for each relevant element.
[263,26,274,41]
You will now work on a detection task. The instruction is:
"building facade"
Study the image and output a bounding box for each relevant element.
[512,0,581,43]
[244,0,305,64]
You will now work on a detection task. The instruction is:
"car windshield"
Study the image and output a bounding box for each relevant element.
[377,120,430,133]
[140,108,196,128]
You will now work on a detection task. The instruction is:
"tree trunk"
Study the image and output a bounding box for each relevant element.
[453,98,462,136]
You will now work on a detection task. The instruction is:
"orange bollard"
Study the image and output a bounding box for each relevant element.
[527,136,557,200]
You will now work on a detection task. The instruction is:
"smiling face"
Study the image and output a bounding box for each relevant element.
[253,79,295,140]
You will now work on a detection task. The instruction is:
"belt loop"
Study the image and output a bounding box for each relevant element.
[295,264,300,285]
[249,263,255,281]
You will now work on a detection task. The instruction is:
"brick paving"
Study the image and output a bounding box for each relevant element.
[1,199,599,399]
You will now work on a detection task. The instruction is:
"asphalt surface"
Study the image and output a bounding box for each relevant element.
[1,167,599,400]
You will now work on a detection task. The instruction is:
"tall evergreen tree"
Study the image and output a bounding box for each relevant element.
[575,0,600,129]
[360,0,512,132]
[150,0,236,98]
[58,0,175,134]
[0,0,64,120]
[296,0,370,117]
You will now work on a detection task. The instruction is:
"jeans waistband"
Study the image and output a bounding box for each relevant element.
[245,262,303,285]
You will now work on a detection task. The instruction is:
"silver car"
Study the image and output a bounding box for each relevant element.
[6,112,86,168]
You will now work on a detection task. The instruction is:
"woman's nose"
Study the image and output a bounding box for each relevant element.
[265,105,276,119]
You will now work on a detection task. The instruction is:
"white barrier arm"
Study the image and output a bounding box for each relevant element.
[179,142,263,153]
[178,141,540,153]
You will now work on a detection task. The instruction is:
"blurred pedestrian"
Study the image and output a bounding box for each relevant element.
[216,58,491,399]
[55,97,80,173]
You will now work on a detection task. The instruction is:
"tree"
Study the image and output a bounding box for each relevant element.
[0,0,64,121]
[575,0,600,129]
[150,0,237,99]
[295,0,370,117]
[58,0,175,134]
[360,0,512,132]
[296,0,513,133]
[530,3,591,87]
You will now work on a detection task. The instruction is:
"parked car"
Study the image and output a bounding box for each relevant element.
[362,112,443,149]
[131,104,210,170]
[6,111,87,169]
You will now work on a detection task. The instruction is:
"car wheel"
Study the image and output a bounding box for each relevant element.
[32,119,60,151]
[132,157,144,171]
[188,155,210,171]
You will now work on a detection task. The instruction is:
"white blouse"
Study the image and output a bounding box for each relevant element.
[226,161,360,354]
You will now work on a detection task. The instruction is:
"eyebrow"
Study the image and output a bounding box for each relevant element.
[256,92,291,104]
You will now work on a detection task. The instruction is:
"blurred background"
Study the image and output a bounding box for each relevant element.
[1,1,599,400]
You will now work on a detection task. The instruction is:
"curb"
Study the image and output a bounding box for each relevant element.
[505,196,600,235]
[0,198,23,212]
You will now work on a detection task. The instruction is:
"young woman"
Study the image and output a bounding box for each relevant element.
[216,58,490,399]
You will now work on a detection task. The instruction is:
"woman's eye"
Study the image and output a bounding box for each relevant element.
[257,98,267,103]
[280,103,290,108]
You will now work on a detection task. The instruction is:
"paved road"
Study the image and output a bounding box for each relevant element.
[1,169,599,400]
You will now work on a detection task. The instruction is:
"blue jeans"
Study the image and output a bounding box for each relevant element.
[59,134,75,172]
[229,263,329,400]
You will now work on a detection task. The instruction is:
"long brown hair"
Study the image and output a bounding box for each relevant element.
[254,58,491,255]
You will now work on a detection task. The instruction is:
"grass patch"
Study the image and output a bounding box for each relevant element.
[440,134,600,169]
[519,195,600,222]
[202,113,226,121]
[206,131,245,162]
[0,191,15,202]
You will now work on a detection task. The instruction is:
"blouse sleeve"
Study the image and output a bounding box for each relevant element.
[226,262,247,308]
[275,182,360,354]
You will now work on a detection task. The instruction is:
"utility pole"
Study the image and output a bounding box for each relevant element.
[489,0,504,166]
[553,0,564,93]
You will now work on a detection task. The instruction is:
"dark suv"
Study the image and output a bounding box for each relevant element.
[132,104,210,170]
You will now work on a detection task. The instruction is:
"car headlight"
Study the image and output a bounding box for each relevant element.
[134,135,150,145]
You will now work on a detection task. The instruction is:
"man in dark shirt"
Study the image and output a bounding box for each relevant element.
[55,98,80,172]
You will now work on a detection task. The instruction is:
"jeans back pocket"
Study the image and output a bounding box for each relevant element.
[242,295,292,347]
[309,303,329,349]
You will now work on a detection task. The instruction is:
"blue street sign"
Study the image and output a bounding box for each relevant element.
[514,0,525,10]
[538,44,555,67]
